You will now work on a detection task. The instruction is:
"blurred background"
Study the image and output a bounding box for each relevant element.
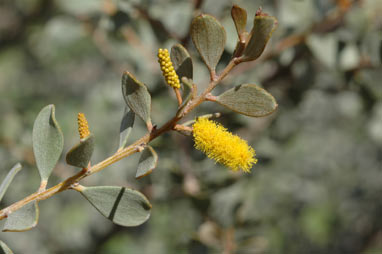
[0,0,381,253]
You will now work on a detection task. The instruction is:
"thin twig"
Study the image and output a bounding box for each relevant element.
[174,88,183,106]
[173,124,193,133]
[222,228,236,254]
[0,55,239,220]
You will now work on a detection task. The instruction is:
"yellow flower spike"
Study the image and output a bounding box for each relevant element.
[77,113,90,139]
[192,118,257,172]
[157,48,181,89]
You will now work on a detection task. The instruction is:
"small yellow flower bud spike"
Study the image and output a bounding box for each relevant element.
[77,113,90,139]
[157,48,181,89]
[192,118,257,172]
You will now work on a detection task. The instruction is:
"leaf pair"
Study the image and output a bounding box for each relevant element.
[1,186,152,232]
[118,109,158,179]
[0,105,65,232]
[34,104,151,227]
[1,105,63,232]
[34,105,96,174]
[191,6,277,69]
[120,43,195,139]
[231,5,278,61]
[119,73,157,178]
[2,105,97,233]
[191,7,278,117]
[34,105,95,177]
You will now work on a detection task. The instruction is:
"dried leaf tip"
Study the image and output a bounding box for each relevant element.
[192,118,257,173]
[255,6,265,16]
[157,48,181,89]
[77,113,90,139]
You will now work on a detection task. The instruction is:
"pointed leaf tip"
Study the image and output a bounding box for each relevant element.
[66,134,95,168]
[170,44,193,80]
[191,14,226,73]
[0,163,22,202]
[136,145,158,179]
[119,106,135,150]
[3,201,39,232]
[215,84,277,117]
[79,186,152,227]
[33,104,64,181]
[122,72,152,129]
[0,241,14,254]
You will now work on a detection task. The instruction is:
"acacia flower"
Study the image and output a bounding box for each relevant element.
[77,113,90,139]
[192,118,257,172]
[157,48,181,89]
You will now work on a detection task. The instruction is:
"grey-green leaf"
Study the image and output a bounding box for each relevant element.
[79,186,152,227]
[170,45,193,105]
[0,241,14,254]
[136,145,158,179]
[231,5,247,40]
[215,84,277,117]
[176,77,194,116]
[122,71,152,129]
[66,134,95,168]
[170,43,193,80]
[180,77,193,105]
[241,14,277,62]
[32,104,64,181]
[0,163,22,202]
[119,106,135,149]
[3,201,39,232]
[191,14,226,73]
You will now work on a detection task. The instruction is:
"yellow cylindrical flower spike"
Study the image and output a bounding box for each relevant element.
[157,48,181,89]
[192,118,257,172]
[77,113,90,139]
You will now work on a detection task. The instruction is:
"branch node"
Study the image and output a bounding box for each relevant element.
[205,93,218,102]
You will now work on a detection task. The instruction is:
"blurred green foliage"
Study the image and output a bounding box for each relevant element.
[0,0,381,253]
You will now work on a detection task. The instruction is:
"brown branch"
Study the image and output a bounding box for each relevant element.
[222,228,236,254]
[174,88,183,106]
[0,56,239,221]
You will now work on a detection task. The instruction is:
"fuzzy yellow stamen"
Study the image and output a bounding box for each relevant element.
[157,48,181,89]
[192,118,257,172]
[77,113,90,139]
